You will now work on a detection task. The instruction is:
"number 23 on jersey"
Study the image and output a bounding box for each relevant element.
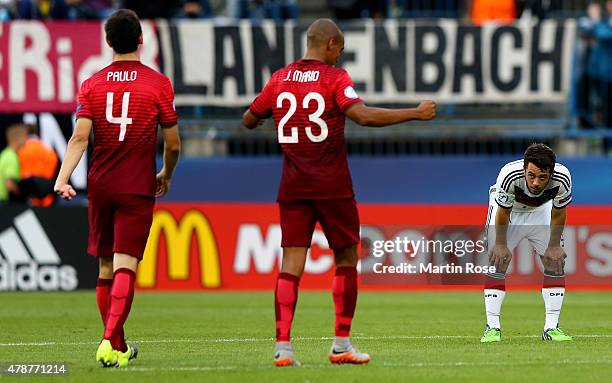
[277,91,328,144]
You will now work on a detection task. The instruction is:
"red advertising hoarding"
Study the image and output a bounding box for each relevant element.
[136,204,612,290]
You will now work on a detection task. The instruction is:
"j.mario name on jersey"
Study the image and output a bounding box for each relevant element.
[282,70,320,83]
[107,71,138,82]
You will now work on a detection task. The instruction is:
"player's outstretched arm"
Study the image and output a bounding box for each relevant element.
[242,109,266,130]
[54,118,92,200]
[344,100,436,127]
[156,125,181,198]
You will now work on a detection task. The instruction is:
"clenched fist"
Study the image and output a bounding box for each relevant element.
[416,100,436,121]
[54,181,76,200]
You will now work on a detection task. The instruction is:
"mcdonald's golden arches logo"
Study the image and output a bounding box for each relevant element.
[137,209,221,288]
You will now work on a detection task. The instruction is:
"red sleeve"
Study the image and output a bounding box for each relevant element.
[333,70,362,112]
[249,79,274,119]
[75,79,93,120]
[159,76,178,128]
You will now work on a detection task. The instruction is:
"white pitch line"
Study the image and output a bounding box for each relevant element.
[1,334,612,347]
[109,359,612,372]
[381,359,612,368]
[114,366,237,372]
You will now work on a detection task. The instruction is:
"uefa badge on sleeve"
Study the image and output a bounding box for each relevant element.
[344,86,359,99]
[497,191,509,204]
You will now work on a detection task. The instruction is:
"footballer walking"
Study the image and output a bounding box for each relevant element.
[243,18,436,366]
[54,9,181,367]
[482,143,572,342]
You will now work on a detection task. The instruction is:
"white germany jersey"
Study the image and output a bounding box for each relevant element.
[493,159,572,212]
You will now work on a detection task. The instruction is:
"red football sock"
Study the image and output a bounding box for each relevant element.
[484,274,506,291]
[96,278,112,322]
[97,278,127,352]
[275,272,300,342]
[103,269,135,351]
[543,274,566,288]
[333,266,358,338]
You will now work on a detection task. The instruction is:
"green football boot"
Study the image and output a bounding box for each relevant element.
[542,327,572,341]
[96,339,118,367]
[480,325,502,343]
[117,343,139,367]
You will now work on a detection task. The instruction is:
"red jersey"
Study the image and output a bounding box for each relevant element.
[76,61,177,197]
[249,59,362,201]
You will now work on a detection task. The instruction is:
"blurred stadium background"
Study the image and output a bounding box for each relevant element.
[0,2,612,380]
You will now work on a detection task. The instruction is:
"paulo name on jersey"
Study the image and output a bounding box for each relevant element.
[248,59,363,201]
[76,61,178,197]
[494,160,572,212]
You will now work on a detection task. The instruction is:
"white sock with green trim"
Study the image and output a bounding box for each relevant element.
[542,287,565,330]
[484,289,505,329]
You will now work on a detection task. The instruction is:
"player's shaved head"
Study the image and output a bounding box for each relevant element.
[306,18,343,48]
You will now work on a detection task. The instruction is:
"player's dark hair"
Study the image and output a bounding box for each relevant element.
[104,9,142,54]
[523,143,556,174]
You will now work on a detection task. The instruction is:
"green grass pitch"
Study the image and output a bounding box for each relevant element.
[1,291,611,382]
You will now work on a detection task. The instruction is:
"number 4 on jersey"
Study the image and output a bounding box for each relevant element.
[106,92,133,141]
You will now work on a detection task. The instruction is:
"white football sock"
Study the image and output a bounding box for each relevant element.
[484,289,506,329]
[275,341,293,353]
[332,337,351,351]
[542,287,565,330]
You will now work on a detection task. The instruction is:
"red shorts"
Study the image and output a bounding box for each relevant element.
[279,198,360,249]
[88,194,154,260]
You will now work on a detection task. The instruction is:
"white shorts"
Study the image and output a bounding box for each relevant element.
[486,186,552,257]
